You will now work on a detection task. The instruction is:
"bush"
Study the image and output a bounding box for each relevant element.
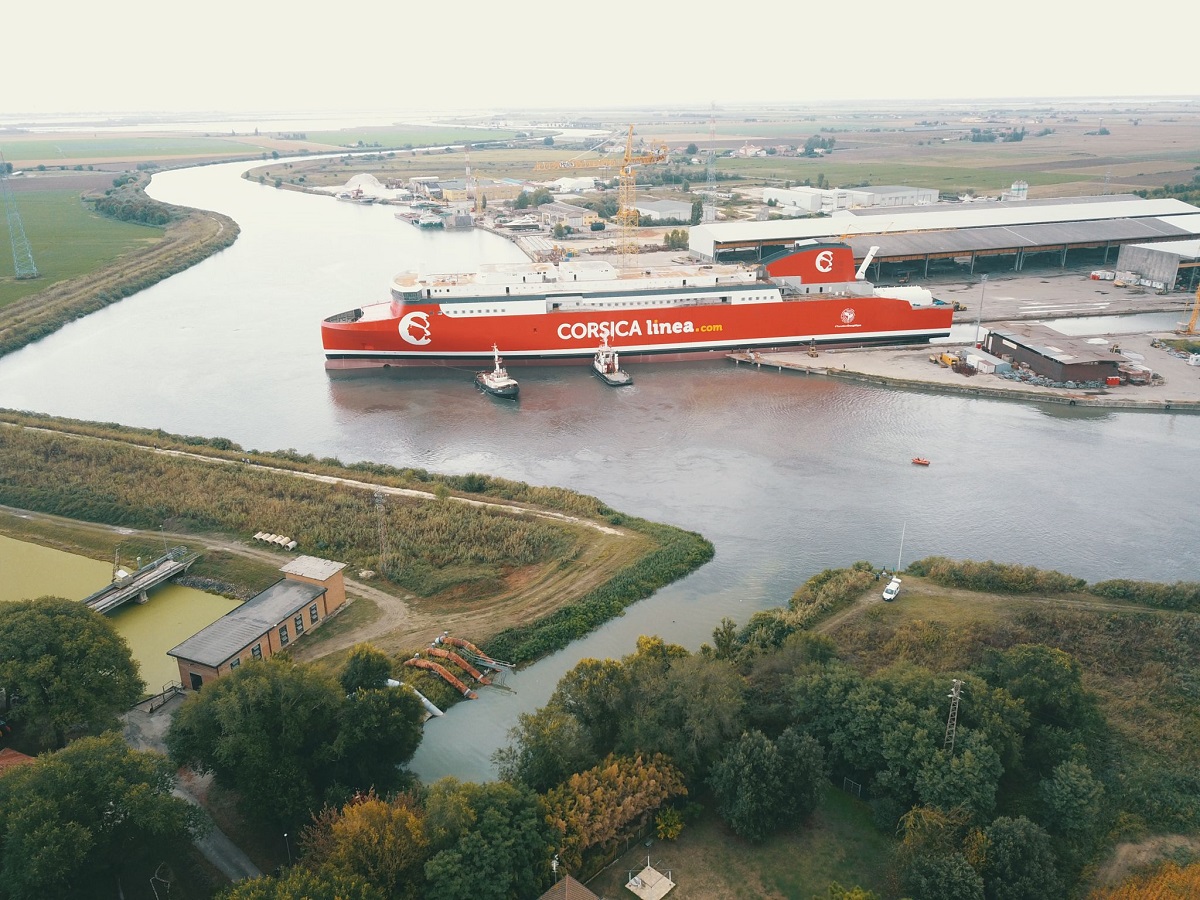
[1088,579,1200,611]
[907,557,1085,594]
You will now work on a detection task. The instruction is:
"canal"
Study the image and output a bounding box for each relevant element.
[0,158,1195,781]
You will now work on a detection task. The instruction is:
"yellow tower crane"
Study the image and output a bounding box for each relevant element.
[533,125,668,265]
[1178,285,1200,336]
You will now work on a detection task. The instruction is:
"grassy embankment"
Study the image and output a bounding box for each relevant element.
[0,412,712,706]
[0,176,239,353]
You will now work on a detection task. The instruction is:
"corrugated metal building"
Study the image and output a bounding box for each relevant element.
[1116,238,1200,290]
[690,196,1200,277]
[984,324,1121,383]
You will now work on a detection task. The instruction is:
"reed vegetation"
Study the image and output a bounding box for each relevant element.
[0,414,715,648]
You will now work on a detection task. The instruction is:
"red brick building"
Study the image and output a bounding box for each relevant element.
[168,556,346,690]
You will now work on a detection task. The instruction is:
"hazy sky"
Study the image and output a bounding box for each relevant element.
[8,0,1195,117]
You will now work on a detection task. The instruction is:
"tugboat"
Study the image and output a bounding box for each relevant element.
[475,345,519,399]
[592,339,632,387]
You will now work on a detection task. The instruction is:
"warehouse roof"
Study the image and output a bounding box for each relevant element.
[1131,237,1200,259]
[689,196,1200,257]
[844,215,1195,260]
[990,323,1117,364]
[168,579,325,667]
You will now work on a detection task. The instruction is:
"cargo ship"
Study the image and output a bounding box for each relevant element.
[321,241,954,368]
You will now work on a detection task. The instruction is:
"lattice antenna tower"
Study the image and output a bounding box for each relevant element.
[373,490,388,575]
[704,102,717,224]
[1,154,39,280]
[943,678,965,755]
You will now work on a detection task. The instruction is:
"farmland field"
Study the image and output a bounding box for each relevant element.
[0,189,161,308]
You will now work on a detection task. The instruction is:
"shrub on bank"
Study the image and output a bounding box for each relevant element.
[789,561,877,628]
[485,519,714,664]
[1088,578,1200,611]
[907,556,1085,594]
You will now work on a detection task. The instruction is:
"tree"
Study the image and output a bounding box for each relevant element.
[514,191,530,210]
[685,143,698,156]
[0,733,201,899]
[332,685,425,791]
[980,816,1061,900]
[301,792,427,900]
[544,753,686,872]
[664,229,689,250]
[550,657,627,755]
[708,727,826,842]
[618,652,745,780]
[543,135,554,146]
[690,199,704,225]
[0,597,143,749]
[221,868,384,900]
[494,705,596,793]
[423,779,555,900]
[899,852,984,900]
[1038,759,1103,837]
[1089,860,1200,899]
[340,644,393,693]
[981,644,1098,774]
[166,657,424,827]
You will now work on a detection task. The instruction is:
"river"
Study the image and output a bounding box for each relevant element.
[0,159,1195,782]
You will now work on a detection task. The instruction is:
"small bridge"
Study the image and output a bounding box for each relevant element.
[82,547,201,615]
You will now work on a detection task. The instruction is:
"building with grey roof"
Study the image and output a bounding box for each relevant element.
[168,556,347,690]
[691,196,1200,280]
[984,323,1122,384]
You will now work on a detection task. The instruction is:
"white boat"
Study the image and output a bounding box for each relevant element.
[475,345,519,399]
[592,339,632,386]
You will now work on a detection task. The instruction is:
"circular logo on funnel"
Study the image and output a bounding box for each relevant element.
[398,311,432,345]
[815,250,835,272]
[840,307,856,324]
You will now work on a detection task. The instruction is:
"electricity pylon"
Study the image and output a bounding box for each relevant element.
[1,154,38,280]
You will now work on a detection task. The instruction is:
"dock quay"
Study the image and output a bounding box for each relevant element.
[82,546,201,614]
[730,333,1200,413]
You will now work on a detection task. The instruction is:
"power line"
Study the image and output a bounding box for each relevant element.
[1,154,38,280]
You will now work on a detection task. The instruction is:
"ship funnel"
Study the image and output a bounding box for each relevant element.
[855,246,880,280]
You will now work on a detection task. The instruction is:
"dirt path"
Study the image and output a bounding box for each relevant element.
[0,425,641,663]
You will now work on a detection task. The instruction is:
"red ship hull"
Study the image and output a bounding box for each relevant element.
[321,243,954,368]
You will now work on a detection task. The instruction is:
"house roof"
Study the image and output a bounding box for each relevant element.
[537,875,600,900]
[279,555,346,581]
[168,578,324,667]
[0,747,36,774]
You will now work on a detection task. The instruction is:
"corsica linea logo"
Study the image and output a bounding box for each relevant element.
[398,311,432,345]
[840,308,856,325]
[815,250,835,273]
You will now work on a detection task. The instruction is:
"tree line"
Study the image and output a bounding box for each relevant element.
[3,557,1198,897]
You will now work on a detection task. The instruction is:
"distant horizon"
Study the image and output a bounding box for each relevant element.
[2,93,1197,131]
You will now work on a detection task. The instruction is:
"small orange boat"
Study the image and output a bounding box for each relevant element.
[911,457,931,466]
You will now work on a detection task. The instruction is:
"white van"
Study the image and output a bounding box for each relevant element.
[882,577,902,601]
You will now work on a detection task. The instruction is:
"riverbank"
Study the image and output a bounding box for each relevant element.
[0,176,239,358]
[732,330,1200,412]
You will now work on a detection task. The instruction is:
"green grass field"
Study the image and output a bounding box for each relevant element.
[0,189,161,308]
[718,156,1094,194]
[0,136,258,162]
[301,126,522,149]
[587,788,892,899]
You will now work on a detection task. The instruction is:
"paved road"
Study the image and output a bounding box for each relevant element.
[122,697,263,883]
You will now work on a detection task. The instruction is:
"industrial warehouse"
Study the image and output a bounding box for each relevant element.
[689,193,1200,286]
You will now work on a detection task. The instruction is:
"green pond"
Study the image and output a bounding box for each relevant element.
[0,534,241,694]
